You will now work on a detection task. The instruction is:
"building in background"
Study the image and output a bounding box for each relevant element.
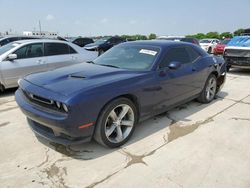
[23,31,58,38]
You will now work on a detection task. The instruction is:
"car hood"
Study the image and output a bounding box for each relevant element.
[84,43,100,49]
[200,43,210,46]
[24,63,144,96]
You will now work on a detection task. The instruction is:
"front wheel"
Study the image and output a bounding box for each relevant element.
[197,74,217,103]
[98,49,104,56]
[0,83,4,93]
[208,47,212,54]
[94,98,137,148]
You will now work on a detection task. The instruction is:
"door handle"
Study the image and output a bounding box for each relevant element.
[37,59,45,64]
[71,56,77,60]
[192,67,197,71]
[143,86,162,92]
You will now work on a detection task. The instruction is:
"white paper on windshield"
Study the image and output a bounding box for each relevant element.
[139,49,157,56]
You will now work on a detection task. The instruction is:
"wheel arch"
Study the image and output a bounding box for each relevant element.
[95,93,141,127]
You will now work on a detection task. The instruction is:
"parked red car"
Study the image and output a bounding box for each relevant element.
[213,38,231,55]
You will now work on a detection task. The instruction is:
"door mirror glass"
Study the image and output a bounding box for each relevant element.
[168,61,182,70]
[7,54,17,61]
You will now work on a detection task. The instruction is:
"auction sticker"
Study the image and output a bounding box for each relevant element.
[139,49,158,56]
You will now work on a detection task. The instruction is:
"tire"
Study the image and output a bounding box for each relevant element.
[98,49,104,56]
[94,98,138,148]
[208,47,212,54]
[197,74,217,104]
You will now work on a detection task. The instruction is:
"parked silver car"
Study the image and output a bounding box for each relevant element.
[0,39,98,91]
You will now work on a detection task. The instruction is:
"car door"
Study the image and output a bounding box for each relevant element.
[153,46,202,113]
[45,42,78,70]
[0,43,47,87]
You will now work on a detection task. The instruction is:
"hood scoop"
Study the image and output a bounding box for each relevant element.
[69,72,86,79]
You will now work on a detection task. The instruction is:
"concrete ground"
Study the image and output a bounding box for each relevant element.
[0,69,250,188]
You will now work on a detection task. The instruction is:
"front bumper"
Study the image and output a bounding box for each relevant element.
[224,56,250,68]
[201,46,209,52]
[15,86,95,145]
[213,48,224,55]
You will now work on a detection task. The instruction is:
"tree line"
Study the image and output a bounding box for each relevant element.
[186,28,248,40]
[119,28,249,41]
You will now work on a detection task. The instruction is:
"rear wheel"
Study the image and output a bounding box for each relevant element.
[94,98,137,148]
[197,74,217,103]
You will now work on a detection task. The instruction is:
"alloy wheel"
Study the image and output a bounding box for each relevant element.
[104,104,135,143]
[205,77,217,101]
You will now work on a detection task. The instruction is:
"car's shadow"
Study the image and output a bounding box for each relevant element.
[0,88,17,98]
[229,68,250,76]
[37,91,229,160]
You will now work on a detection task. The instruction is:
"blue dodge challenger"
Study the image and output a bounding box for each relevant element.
[15,41,226,148]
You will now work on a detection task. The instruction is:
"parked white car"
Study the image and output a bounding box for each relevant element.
[200,39,220,53]
[0,39,98,91]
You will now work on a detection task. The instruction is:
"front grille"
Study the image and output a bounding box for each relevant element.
[225,56,250,65]
[225,49,250,57]
[22,90,65,113]
[27,92,54,105]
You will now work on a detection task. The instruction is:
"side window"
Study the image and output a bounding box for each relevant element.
[185,47,201,62]
[14,43,43,59]
[74,39,83,46]
[45,43,69,56]
[69,45,77,54]
[109,38,116,44]
[9,37,19,42]
[15,46,28,59]
[0,39,9,46]
[160,47,190,68]
[26,43,43,58]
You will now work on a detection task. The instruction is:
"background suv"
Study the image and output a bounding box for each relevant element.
[0,36,40,47]
[84,36,124,55]
[69,37,94,47]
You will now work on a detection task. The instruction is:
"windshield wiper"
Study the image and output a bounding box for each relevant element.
[99,64,120,68]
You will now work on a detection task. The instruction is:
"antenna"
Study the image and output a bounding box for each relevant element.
[39,20,42,35]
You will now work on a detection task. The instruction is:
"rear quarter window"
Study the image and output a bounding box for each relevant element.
[45,43,69,56]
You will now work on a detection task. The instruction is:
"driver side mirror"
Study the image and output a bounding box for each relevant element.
[6,54,17,61]
[168,61,182,70]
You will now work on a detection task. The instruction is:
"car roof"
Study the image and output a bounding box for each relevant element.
[11,39,69,45]
[0,36,41,40]
[122,40,194,49]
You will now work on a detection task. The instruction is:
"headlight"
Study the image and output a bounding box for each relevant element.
[55,101,68,112]
[56,101,61,108]
[62,104,68,112]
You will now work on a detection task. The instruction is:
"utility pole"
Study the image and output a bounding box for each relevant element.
[39,20,42,35]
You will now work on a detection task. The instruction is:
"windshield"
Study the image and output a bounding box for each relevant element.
[0,42,19,56]
[94,37,111,45]
[93,45,160,71]
[200,39,212,43]
[221,39,231,45]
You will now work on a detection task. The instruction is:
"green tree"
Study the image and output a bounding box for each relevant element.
[220,32,233,39]
[148,33,157,40]
[233,28,245,36]
[195,33,206,39]
[206,32,220,39]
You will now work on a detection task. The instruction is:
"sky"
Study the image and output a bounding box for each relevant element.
[0,0,249,37]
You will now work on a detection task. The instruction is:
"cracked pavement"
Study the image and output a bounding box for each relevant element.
[1,69,250,188]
